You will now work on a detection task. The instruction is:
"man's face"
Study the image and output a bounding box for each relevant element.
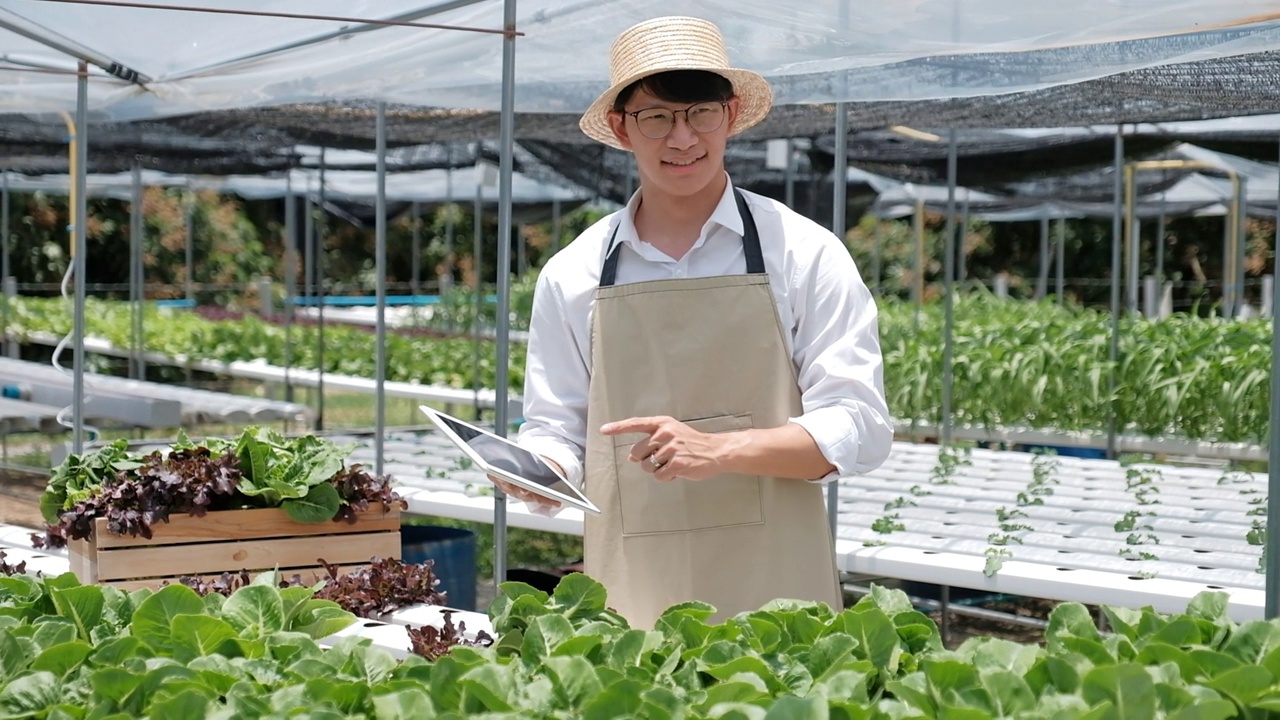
[608,87,740,201]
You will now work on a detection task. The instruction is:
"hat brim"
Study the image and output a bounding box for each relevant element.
[578,68,772,150]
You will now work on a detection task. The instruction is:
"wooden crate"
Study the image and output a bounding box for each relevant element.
[67,503,401,590]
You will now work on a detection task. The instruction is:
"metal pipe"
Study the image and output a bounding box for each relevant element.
[72,62,88,454]
[283,174,296,403]
[1266,134,1280,618]
[551,198,561,254]
[1224,195,1236,318]
[829,102,847,538]
[472,180,483,421]
[374,102,388,476]
[958,194,970,282]
[130,160,143,380]
[1107,128,1123,460]
[1037,215,1050,300]
[1,172,8,286]
[1123,165,1137,314]
[1055,217,1065,303]
[942,129,957,448]
[493,0,518,588]
[1,171,8,359]
[0,8,149,83]
[1237,178,1249,316]
[185,185,195,306]
[411,201,421,297]
[784,138,795,208]
[912,197,924,330]
[1156,201,1166,283]
[445,147,456,291]
[316,149,327,431]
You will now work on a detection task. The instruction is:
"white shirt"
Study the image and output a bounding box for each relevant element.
[516,176,893,490]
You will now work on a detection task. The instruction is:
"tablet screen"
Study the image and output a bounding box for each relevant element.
[428,411,588,506]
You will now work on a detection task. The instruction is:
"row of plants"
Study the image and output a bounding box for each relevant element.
[2,293,1272,443]
[5,556,1280,718]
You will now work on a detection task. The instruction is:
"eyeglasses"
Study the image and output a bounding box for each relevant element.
[622,101,728,139]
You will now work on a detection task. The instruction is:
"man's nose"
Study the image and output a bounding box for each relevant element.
[666,114,698,149]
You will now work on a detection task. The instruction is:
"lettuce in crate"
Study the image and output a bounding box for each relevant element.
[35,427,404,548]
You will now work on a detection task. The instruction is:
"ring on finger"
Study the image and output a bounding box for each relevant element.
[647,453,665,470]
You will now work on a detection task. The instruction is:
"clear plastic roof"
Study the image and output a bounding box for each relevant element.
[2,0,1278,120]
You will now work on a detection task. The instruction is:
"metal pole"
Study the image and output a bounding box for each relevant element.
[912,198,924,329]
[72,62,87,454]
[942,129,958,448]
[472,181,483,420]
[375,103,388,476]
[551,198,562,254]
[784,138,795,208]
[1,171,8,285]
[316,149,327,431]
[1037,215,1050,300]
[284,175,296,403]
[1223,203,1236,319]
[185,186,195,306]
[1238,178,1249,316]
[1156,202,1166,283]
[130,161,143,380]
[828,103,847,538]
[1055,217,1065,303]
[1127,216,1139,314]
[493,0,517,588]
[1266,134,1280,618]
[445,146,456,292]
[411,201,421,297]
[870,221,882,295]
[958,194,970,281]
[1107,128,1124,460]
[1,171,8,360]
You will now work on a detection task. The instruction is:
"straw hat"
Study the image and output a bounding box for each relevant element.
[579,16,773,150]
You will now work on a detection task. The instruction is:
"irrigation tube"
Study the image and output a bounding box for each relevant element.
[72,61,88,454]
[942,129,958,448]
[1106,128,1124,460]
[374,102,388,477]
[493,0,517,590]
[829,102,847,538]
[1267,135,1280,618]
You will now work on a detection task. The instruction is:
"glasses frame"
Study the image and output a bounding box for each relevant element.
[621,101,730,140]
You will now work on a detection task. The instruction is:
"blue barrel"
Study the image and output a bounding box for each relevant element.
[400,525,478,611]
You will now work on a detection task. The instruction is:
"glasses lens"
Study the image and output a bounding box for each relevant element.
[687,102,725,133]
[635,108,674,139]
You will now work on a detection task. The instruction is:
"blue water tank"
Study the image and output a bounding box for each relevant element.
[400,525,478,612]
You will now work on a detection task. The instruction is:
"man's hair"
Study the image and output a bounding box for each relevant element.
[612,70,734,112]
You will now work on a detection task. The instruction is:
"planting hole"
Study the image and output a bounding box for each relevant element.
[363,622,386,628]
[1056,567,1074,572]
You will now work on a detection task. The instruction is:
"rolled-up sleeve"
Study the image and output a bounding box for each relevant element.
[787,238,893,480]
[516,269,590,489]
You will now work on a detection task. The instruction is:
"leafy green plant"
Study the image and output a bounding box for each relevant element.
[36,429,405,548]
[930,444,973,485]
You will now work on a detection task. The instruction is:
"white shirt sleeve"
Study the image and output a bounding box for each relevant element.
[515,269,590,490]
[786,236,894,480]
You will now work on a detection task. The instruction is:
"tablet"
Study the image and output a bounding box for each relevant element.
[419,405,600,515]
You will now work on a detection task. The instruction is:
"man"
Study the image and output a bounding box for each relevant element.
[507,16,892,629]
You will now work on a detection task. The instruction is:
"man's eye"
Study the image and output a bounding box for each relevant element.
[638,111,670,122]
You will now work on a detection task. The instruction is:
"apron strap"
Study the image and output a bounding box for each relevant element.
[600,188,765,288]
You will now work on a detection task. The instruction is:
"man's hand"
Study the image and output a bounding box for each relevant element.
[488,455,565,510]
[600,416,736,482]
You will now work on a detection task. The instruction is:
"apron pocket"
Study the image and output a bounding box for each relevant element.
[615,413,764,536]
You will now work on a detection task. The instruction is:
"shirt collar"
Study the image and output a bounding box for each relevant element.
[614,173,744,258]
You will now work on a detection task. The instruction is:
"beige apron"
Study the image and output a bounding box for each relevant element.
[583,190,842,629]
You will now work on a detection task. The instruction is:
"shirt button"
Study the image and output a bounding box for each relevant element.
[673,268,686,278]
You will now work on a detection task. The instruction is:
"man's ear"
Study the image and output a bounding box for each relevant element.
[725,96,742,133]
[607,111,634,151]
